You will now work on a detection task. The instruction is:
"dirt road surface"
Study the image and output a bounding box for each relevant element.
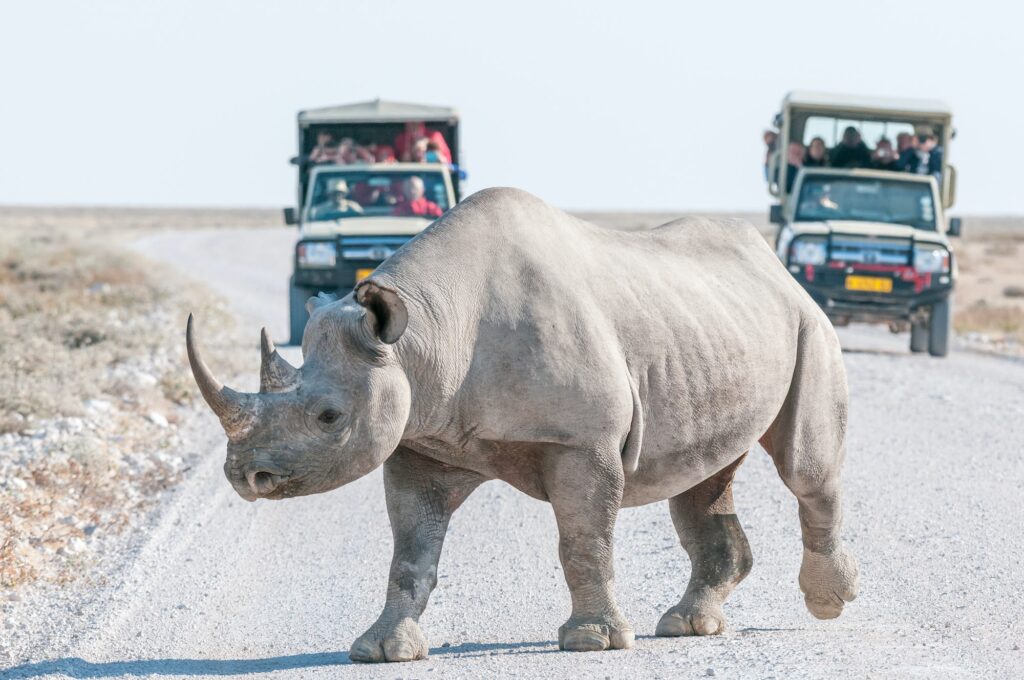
[4,226,1023,679]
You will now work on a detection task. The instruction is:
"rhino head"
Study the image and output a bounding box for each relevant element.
[186,281,412,501]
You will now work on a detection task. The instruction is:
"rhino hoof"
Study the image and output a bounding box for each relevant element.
[558,619,634,652]
[350,618,428,663]
[799,545,859,620]
[655,605,726,636]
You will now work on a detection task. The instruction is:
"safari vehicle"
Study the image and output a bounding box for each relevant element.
[283,99,463,343]
[767,91,962,357]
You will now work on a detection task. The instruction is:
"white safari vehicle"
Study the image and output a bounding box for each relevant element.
[767,92,962,357]
[283,100,463,343]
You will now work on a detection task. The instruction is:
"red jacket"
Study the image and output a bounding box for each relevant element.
[392,198,443,218]
[393,129,452,163]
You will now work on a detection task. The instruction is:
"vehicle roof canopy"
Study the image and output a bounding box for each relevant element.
[298,99,459,125]
[783,90,952,122]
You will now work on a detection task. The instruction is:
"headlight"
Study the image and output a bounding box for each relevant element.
[297,241,337,268]
[913,245,950,274]
[790,237,827,266]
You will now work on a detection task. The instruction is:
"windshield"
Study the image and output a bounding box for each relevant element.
[801,115,916,149]
[305,169,450,222]
[795,175,936,231]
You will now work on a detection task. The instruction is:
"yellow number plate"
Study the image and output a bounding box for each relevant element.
[355,268,375,283]
[845,275,893,293]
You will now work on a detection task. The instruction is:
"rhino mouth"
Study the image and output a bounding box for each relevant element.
[225,460,294,500]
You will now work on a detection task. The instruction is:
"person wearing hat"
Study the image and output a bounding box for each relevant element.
[310,178,364,219]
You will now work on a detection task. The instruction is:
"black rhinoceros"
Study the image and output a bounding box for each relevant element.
[187,187,858,662]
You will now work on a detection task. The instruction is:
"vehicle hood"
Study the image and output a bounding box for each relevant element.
[301,216,432,238]
[792,220,951,247]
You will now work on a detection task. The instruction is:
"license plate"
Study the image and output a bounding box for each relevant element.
[845,275,893,293]
[355,268,375,283]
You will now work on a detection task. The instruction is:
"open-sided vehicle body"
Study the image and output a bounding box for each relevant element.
[767,91,962,357]
[284,100,462,343]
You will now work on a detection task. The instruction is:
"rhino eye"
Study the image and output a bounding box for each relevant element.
[318,409,342,425]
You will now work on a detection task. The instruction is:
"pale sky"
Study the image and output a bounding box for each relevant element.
[0,1,1018,213]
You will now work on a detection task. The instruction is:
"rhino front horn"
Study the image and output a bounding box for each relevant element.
[186,314,256,440]
[260,328,300,393]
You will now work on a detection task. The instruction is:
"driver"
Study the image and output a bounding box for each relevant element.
[310,179,364,219]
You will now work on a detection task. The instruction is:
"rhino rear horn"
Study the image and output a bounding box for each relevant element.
[260,328,301,393]
[305,291,338,316]
[186,314,257,440]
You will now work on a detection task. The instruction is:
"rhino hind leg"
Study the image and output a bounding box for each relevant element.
[350,447,484,663]
[759,323,859,620]
[545,445,635,652]
[656,454,752,637]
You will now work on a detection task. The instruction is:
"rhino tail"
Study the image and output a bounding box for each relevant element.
[621,368,644,474]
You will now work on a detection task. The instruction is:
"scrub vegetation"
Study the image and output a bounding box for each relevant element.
[0,209,258,587]
[953,222,1024,352]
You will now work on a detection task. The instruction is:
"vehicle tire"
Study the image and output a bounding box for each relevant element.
[928,297,952,358]
[289,276,313,346]
[909,321,928,353]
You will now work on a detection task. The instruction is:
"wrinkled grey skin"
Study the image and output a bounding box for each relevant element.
[187,187,859,663]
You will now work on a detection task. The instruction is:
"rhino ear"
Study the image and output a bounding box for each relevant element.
[305,291,338,316]
[354,280,407,344]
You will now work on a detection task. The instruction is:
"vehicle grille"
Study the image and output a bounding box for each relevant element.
[339,235,411,261]
[829,235,911,266]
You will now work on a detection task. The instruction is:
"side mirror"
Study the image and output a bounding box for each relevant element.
[769,204,784,225]
[948,216,963,238]
[283,207,298,226]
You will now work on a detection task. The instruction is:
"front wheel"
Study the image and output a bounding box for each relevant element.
[928,297,952,358]
[909,321,928,353]
[289,275,313,346]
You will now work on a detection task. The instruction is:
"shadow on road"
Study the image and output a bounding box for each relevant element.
[0,652,351,678]
[1,642,560,677]
[841,346,908,357]
[432,640,559,658]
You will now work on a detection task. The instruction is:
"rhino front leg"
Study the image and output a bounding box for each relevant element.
[350,447,484,663]
[544,445,634,652]
[656,454,752,637]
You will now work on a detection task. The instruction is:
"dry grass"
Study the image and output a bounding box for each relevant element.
[0,219,244,588]
[952,220,1024,351]
[0,205,281,233]
[955,303,1024,341]
[1,236,161,423]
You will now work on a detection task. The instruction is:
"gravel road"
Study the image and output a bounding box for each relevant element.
[4,225,1023,679]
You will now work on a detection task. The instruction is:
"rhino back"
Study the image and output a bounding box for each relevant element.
[374,189,826,491]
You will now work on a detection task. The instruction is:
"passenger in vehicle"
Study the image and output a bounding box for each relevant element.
[353,144,375,163]
[336,138,359,165]
[309,132,337,164]
[374,145,397,163]
[763,129,779,180]
[395,122,452,164]
[830,126,872,168]
[424,140,445,163]
[352,180,396,207]
[897,128,943,180]
[896,132,916,155]
[310,179,364,219]
[391,176,443,218]
[410,138,429,163]
[872,137,900,171]
[783,141,804,192]
[804,137,829,167]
